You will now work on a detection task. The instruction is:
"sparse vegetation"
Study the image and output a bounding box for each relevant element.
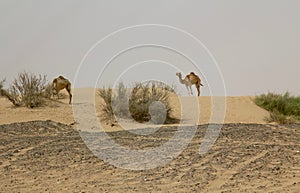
[157,82,177,93]
[98,87,114,121]
[0,79,5,95]
[98,82,177,124]
[255,92,300,124]
[2,72,51,108]
[43,83,54,99]
[0,78,21,106]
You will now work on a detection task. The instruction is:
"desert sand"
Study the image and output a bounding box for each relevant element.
[0,88,299,193]
[0,88,270,126]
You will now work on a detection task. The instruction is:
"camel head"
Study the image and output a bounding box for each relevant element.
[176,72,182,78]
[50,83,57,97]
[52,87,58,95]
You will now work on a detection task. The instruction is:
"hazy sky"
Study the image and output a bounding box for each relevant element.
[0,0,299,96]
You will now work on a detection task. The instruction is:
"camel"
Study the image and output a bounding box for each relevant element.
[176,72,203,96]
[52,75,72,104]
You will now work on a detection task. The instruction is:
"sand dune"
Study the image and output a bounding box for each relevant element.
[0,88,270,126]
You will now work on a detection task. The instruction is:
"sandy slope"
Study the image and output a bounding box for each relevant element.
[0,121,299,193]
[1,88,299,193]
[0,88,270,126]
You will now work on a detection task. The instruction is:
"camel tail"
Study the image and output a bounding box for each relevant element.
[196,79,203,87]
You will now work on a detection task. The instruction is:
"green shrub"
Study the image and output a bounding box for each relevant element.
[98,81,177,124]
[267,111,296,124]
[255,92,300,124]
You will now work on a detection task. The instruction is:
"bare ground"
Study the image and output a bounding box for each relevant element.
[0,121,299,193]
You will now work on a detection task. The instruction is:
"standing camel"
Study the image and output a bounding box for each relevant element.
[176,72,203,96]
[52,76,72,104]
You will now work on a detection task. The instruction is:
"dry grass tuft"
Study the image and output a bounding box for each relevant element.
[98,81,177,125]
[1,72,51,108]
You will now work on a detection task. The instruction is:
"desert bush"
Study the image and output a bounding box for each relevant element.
[98,81,176,124]
[0,79,21,106]
[98,87,114,121]
[255,92,300,124]
[6,72,50,108]
[0,79,4,95]
[157,82,176,93]
[43,83,53,99]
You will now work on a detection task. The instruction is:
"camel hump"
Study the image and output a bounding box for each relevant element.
[58,75,66,80]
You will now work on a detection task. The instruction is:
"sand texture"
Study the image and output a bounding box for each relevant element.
[0,88,299,192]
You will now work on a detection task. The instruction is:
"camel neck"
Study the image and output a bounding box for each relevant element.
[178,76,186,84]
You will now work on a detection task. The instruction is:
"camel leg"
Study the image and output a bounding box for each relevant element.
[185,85,190,95]
[196,85,200,96]
[69,93,72,104]
[66,86,72,104]
[52,82,57,99]
[189,86,193,95]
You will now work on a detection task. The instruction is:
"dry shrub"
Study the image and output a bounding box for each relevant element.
[0,79,20,106]
[0,79,5,96]
[43,83,53,99]
[4,72,50,108]
[99,82,177,124]
[98,87,114,121]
